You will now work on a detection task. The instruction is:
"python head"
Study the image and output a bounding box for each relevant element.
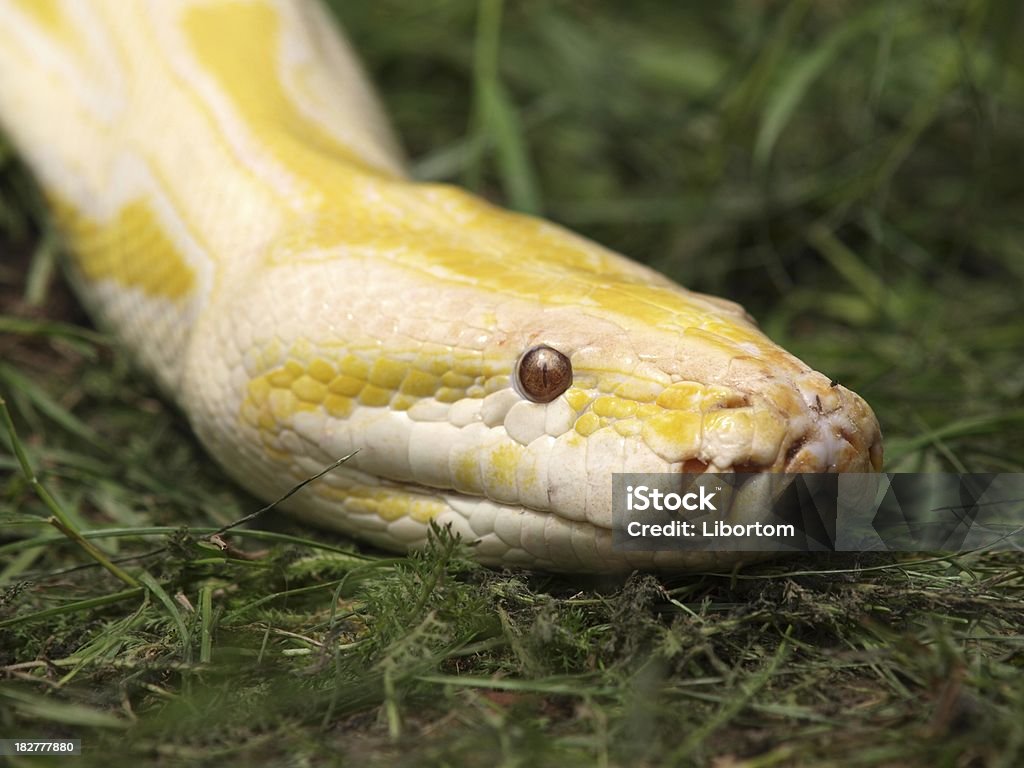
[184,181,883,572]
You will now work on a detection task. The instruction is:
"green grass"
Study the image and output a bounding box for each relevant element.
[2,0,1024,765]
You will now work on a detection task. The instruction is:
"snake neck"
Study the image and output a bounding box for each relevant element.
[0,0,404,391]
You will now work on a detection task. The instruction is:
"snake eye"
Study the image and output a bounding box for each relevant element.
[515,345,572,403]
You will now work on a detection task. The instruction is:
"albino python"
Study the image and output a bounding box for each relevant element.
[0,0,882,572]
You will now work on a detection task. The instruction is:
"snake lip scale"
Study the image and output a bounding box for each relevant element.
[0,0,882,572]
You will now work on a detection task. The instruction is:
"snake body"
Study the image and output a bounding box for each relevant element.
[0,0,882,571]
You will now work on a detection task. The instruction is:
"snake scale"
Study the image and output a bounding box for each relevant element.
[0,0,882,572]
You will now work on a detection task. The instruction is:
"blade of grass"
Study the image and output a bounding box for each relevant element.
[199,583,214,664]
[1,393,137,587]
[0,587,145,629]
[137,571,190,658]
[0,363,106,449]
[755,7,893,168]
[471,0,542,214]
[24,226,58,306]
[0,685,129,729]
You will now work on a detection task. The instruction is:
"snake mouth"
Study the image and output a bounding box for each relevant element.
[780,385,883,473]
[300,397,882,572]
[443,384,884,535]
[671,420,882,476]
[721,378,884,475]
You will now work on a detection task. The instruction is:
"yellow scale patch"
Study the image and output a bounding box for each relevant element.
[284,193,782,350]
[243,348,515,526]
[248,357,763,466]
[10,0,79,49]
[566,378,763,465]
[182,2,389,184]
[241,347,504,444]
[51,197,196,300]
[315,483,444,524]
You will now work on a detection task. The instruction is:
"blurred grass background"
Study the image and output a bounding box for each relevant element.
[1,0,1023,765]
